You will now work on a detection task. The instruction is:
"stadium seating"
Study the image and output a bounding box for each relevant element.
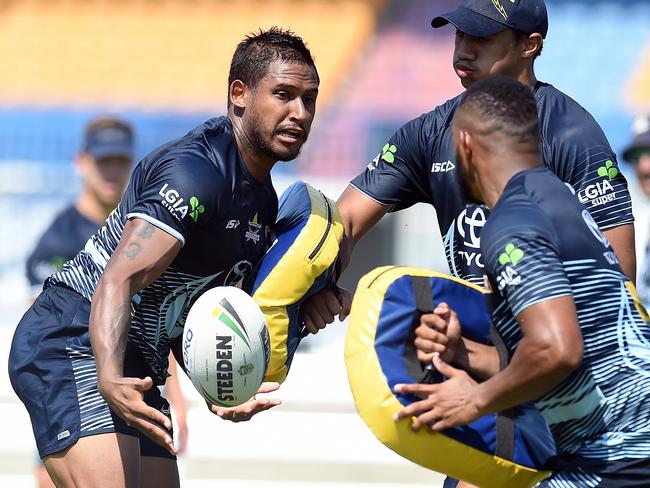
[0,0,384,111]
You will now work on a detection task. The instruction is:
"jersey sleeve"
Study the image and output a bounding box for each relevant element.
[542,109,634,230]
[483,215,572,317]
[348,116,432,211]
[125,156,222,246]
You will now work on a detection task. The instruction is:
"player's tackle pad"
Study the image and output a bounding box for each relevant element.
[345,266,555,488]
[249,181,343,383]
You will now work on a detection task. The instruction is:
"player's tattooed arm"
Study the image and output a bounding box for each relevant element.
[123,243,142,260]
[136,223,156,240]
[90,218,181,453]
[122,223,156,260]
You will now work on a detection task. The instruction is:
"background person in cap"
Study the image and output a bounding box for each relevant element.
[24,115,189,488]
[623,116,650,309]
[26,116,134,294]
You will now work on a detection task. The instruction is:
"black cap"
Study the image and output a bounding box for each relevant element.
[83,116,134,160]
[623,117,650,164]
[432,0,548,39]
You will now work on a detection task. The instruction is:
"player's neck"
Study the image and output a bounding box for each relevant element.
[75,192,112,224]
[229,114,275,183]
[514,66,537,90]
[479,153,542,208]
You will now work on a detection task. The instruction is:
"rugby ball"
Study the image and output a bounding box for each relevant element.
[182,286,270,407]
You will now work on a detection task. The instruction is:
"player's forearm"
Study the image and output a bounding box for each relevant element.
[336,185,389,273]
[89,278,133,382]
[604,223,636,283]
[453,338,500,382]
[473,336,579,415]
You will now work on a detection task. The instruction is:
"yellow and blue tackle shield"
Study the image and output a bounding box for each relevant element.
[345,266,554,488]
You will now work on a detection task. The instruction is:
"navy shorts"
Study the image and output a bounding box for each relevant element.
[8,284,175,460]
[538,455,650,487]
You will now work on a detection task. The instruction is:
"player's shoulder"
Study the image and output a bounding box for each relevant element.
[143,116,233,165]
[395,94,463,138]
[138,117,233,186]
[484,170,560,242]
[535,82,607,142]
[420,94,463,132]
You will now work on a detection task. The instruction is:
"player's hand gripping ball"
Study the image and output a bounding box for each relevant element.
[182,286,271,407]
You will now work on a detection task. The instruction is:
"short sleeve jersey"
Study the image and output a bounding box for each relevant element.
[482,168,650,462]
[26,205,99,293]
[350,82,634,285]
[48,117,278,382]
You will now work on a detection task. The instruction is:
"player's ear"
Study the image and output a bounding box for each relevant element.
[229,80,249,109]
[458,129,473,163]
[520,33,543,60]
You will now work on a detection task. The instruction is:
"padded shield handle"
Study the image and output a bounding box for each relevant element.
[402,276,442,384]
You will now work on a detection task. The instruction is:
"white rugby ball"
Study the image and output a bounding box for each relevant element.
[182,286,270,407]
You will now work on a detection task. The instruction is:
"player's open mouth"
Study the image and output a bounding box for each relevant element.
[276,129,304,144]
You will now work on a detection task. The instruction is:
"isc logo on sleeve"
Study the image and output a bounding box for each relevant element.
[431,161,455,173]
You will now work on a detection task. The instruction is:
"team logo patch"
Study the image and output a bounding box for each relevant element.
[189,196,205,222]
[245,213,262,243]
[496,243,523,291]
[381,143,398,164]
[597,160,618,180]
[499,243,524,266]
[578,160,619,208]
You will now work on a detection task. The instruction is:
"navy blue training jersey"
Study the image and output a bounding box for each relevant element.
[482,168,650,468]
[48,116,278,382]
[26,205,99,293]
[350,82,634,285]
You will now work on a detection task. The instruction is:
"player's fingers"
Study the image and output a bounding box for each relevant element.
[416,347,443,364]
[412,409,442,431]
[414,328,448,346]
[129,413,175,454]
[313,294,337,326]
[323,290,342,316]
[430,418,451,432]
[392,398,434,421]
[394,383,437,398]
[129,400,172,431]
[337,288,352,321]
[301,310,320,335]
[256,381,280,394]
[131,376,155,393]
[434,302,450,315]
[432,353,464,379]
[419,313,448,333]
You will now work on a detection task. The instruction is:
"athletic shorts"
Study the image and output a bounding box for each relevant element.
[537,455,650,487]
[8,284,175,460]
